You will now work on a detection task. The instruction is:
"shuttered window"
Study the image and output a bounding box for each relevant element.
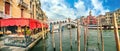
[5,2,10,15]
[21,9,23,18]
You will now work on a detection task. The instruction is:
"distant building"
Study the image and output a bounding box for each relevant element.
[96,9,120,26]
[97,15,106,25]
[79,16,84,25]
[105,12,113,25]
[83,11,97,25]
[30,0,48,22]
[115,9,120,25]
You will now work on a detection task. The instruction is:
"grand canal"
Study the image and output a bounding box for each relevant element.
[31,27,117,51]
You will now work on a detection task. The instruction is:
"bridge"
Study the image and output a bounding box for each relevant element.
[48,19,79,30]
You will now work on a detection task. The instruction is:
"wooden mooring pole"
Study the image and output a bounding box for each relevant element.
[52,24,56,51]
[59,22,62,51]
[86,21,89,51]
[77,19,80,51]
[97,18,100,50]
[68,18,72,49]
[43,35,46,51]
[113,12,120,51]
[84,19,89,51]
[84,24,87,51]
[70,27,72,49]
[42,23,46,51]
[99,18,104,51]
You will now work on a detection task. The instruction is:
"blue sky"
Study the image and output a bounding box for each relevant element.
[40,0,120,21]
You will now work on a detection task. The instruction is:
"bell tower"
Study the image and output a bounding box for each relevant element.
[89,10,92,16]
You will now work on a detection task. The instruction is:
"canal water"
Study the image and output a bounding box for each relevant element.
[31,27,117,51]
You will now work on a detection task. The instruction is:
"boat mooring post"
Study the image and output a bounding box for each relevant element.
[43,34,46,51]
[59,22,62,51]
[84,23,87,51]
[68,18,72,49]
[77,19,80,51]
[86,20,89,51]
[113,12,120,51]
[52,24,56,51]
[42,23,46,51]
[97,18,100,50]
[99,17,104,51]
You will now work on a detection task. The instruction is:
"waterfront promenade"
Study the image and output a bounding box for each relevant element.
[0,29,49,51]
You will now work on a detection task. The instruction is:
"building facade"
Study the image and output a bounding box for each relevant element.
[97,15,106,25]
[0,0,47,22]
[115,9,120,25]
[105,12,113,25]
[96,9,120,26]
[83,11,97,25]
[30,0,48,22]
[80,16,84,25]
[0,0,30,18]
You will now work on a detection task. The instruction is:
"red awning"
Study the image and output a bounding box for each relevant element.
[0,18,49,30]
[0,18,29,27]
[37,22,42,28]
[45,24,48,28]
[0,18,46,30]
[29,19,36,30]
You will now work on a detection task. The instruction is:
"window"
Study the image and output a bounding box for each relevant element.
[32,5,34,19]
[20,0,23,2]
[5,2,10,15]
[21,9,23,18]
[30,0,32,8]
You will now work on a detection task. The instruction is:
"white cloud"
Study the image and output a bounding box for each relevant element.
[40,0,110,21]
[91,0,109,15]
[41,0,76,21]
[74,0,90,17]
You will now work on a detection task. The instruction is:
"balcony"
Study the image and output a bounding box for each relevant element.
[0,12,11,18]
[4,14,11,18]
[0,11,4,18]
[18,0,28,9]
